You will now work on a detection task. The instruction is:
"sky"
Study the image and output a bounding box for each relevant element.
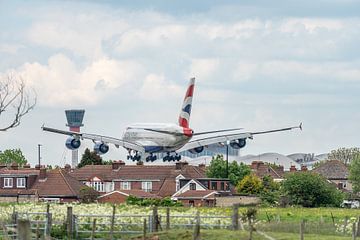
[0,0,360,167]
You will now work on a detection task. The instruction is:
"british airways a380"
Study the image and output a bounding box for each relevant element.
[42,78,302,162]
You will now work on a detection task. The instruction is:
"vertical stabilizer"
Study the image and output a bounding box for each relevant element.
[178,77,195,128]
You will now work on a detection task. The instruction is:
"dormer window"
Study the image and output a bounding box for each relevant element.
[17,178,26,188]
[4,178,13,188]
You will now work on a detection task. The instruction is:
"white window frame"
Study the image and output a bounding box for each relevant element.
[17,178,26,188]
[91,181,104,192]
[142,181,152,192]
[4,178,13,188]
[120,181,131,190]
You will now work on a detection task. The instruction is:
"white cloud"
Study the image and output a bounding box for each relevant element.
[16,54,143,107]
[139,74,183,100]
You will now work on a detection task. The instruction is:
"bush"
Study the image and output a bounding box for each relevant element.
[126,196,183,207]
[79,186,99,203]
[282,172,344,207]
[236,174,263,194]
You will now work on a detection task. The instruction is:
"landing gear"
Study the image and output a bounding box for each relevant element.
[127,150,142,161]
[163,153,181,162]
[146,154,157,162]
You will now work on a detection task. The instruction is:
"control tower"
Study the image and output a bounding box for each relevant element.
[65,109,85,168]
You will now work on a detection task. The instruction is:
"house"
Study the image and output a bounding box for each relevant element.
[0,164,84,202]
[312,160,352,191]
[98,190,159,204]
[250,161,285,182]
[70,161,232,206]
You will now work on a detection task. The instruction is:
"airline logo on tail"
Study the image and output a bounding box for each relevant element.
[179,77,195,129]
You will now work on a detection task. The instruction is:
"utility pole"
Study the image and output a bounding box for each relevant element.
[38,144,42,167]
[226,142,229,178]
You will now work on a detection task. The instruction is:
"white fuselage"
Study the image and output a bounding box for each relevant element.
[122,123,192,153]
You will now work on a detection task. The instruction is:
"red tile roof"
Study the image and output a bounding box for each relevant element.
[99,190,159,199]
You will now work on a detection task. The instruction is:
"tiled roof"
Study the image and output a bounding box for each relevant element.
[174,190,217,199]
[32,169,84,197]
[0,189,37,196]
[251,163,284,179]
[0,169,39,175]
[99,190,159,199]
[312,160,349,179]
[157,178,176,197]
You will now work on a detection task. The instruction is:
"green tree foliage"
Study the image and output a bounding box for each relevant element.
[260,175,281,205]
[77,148,103,168]
[349,154,360,193]
[328,147,360,165]
[79,186,99,203]
[206,155,250,185]
[0,149,27,166]
[236,174,263,195]
[282,172,344,207]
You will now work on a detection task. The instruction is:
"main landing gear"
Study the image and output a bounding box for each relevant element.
[163,153,181,162]
[127,150,141,161]
[146,154,157,162]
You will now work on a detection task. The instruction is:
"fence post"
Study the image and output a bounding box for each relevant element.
[300,219,305,240]
[36,222,40,240]
[66,206,73,239]
[152,206,158,232]
[193,211,200,240]
[12,211,18,225]
[17,219,31,240]
[166,207,170,231]
[0,221,10,240]
[232,204,239,230]
[344,217,349,235]
[91,218,96,240]
[357,216,360,237]
[46,213,52,237]
[352,222,356,240]
[143,218,147,240]
[109,205,116,240]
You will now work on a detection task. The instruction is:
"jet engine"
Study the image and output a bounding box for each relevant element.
[188,146,204,154]
[230,138,246,149]
[94,142,109,155]
[65,137,81,150]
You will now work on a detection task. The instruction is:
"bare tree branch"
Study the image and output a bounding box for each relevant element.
[0,74,37,131]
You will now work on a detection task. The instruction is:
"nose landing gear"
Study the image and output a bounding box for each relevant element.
[163,153,181,162]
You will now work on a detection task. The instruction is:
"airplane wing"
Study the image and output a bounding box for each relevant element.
[176,123,302,153]
[42,126,145,153]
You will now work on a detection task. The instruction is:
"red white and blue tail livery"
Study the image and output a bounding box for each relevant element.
[42,77,302,163]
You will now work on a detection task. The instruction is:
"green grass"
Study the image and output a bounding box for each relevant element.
[124,229,354,240]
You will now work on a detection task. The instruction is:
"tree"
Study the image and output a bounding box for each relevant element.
[349,153,360,193]
[328,147,360,165]
[0,74,36,131]
[77,148,103,168]
[0,149,27,166]
[79,186,99,203]
[236,174,263,195]
[260,175,281,205]
[282,172,344,207]
[206,155,250,185]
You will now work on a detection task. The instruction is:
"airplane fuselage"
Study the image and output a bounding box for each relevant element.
[122,123,193,153]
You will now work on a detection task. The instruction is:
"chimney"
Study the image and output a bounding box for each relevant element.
[198,163,206,170]
[290,165,297,172]
[35,164,41,170]
[39,168,47,180]
[176,161,189,170]
[64,164,71,172]
[112,160,125,170]
[136,161,144,166]
[301,165,308,171]
[10,162,18,170]
[251,161,263,170]
[23,164,31,169]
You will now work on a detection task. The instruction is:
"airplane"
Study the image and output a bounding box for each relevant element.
[42,77,302,162]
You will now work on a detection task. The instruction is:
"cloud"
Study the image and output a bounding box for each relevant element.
[15,54,143,107]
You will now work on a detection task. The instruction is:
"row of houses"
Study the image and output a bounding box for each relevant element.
[0,159,351,206]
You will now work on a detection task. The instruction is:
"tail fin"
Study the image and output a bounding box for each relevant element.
[178,77,195,128]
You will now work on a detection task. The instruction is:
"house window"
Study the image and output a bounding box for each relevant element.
[142,181,152,192]
[4,178,13,188]
[120,181,131,190]
[211,182,217,190]
[220,182,225,191]
[189,182,196,190]
[17,178,26,188]
[91,181,104,192]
